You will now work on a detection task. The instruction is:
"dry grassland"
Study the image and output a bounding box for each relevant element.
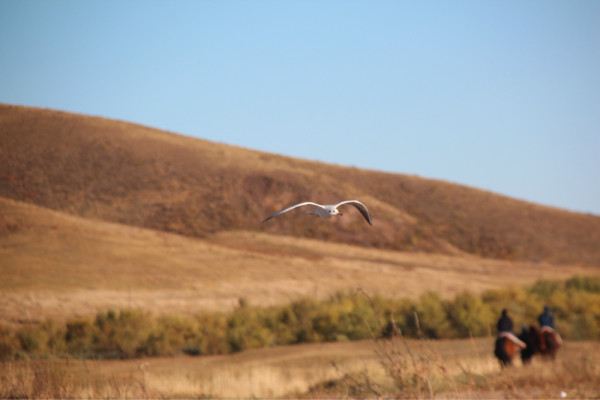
[2,105,600,398]
[2,197,597,327]
[2,338,598,398]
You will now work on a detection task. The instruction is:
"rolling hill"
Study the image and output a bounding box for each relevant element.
[4,195,595,327]
[1,104,600,326]
[2,103,599,265]
[3,103,600,400]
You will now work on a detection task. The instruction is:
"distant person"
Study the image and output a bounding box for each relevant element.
[518,324,536,364]
[538,305,563,351]
[496,309,525,347]
[517,324,529,342]
[494,309,526,366]
[538,305,555,329]
[497,309,514,334]
[520,324,528,335]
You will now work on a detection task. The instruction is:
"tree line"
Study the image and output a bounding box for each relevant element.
[1,275,599,360]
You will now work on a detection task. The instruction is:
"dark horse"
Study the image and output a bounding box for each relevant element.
[519,325,562,364]
[494,333,526,367]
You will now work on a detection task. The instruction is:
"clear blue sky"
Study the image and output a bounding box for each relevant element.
[2,0,599,215]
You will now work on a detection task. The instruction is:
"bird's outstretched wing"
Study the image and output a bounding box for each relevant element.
[335,200,373,226]
[262,202,323,223]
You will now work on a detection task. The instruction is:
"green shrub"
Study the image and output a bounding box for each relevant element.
[17,326,50,356]
[288,298,322,343]
[94,309,155,358]
[269,306,300,345]
[144,315,190,356]
[227,301,273,352]
[4,275,600,360]
[0,326,20,360]
[66,317,95,358]
[565,275,600,293]
[528,279,561,298]
[560,291,600,340]
[382,298,417,338]
[447,291,494,337]
[412,291,453,339]
[196,312,230,355]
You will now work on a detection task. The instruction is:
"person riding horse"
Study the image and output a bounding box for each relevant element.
[538,305,555,329]
[494,309,526,366]
[537,305,563,356]
[497,309,513,333]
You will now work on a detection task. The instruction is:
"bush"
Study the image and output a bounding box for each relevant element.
[3,275,600,360]
[560,290,600,340]
[196,312,230,355]
[528,279,561,298]
[269,306,300,345]
[65,317,95,358]
[0,326,20,360]
[144,315,192,356]
[227,300,273,352]
[17,326,50,356]
[447,291,494,337]
[288,298,322,343]
[93,309,155,358]
[411,291,453,339]
[565,275,600,293]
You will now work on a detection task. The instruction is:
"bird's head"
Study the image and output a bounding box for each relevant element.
[329,209,341,217]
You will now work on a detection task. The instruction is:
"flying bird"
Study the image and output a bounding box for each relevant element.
[262,200,372,226]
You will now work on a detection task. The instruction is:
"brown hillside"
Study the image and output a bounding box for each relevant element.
[3,196,596,327]
[1,104,600,265]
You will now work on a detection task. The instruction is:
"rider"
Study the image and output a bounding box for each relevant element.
[497,309,514,333]
[538,305,555,329]
[538,305,563,350]
[494,309,526,365]
[497,309,526,347]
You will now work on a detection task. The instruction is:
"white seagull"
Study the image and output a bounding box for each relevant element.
[262,200,372,226]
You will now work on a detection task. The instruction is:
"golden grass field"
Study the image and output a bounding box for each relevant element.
[2,196,600,398]
[2,337,599,398]
[2,105,600,397]
[2,197,597,328]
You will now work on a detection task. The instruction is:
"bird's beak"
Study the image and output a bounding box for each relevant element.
[339,213,343,216]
